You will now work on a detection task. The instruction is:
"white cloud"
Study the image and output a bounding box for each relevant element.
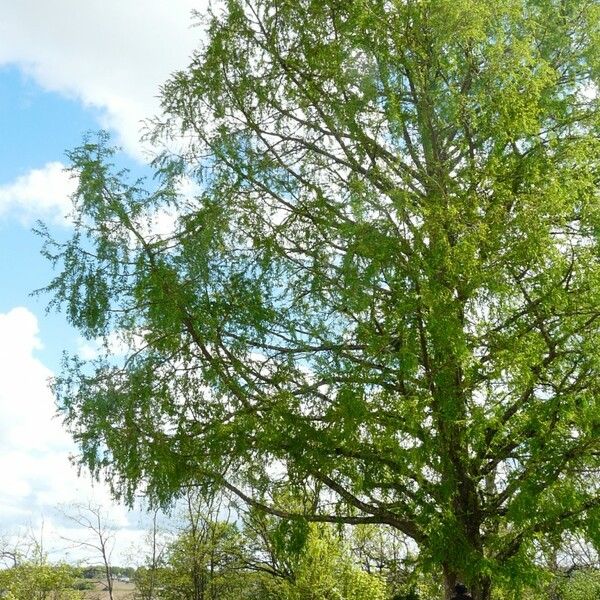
[0,1,207,157]
[0,163,199,229]
[0,307,64,451]
[0,307,146,563]
[0,162,77,224]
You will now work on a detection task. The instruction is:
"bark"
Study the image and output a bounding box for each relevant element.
[443,564,457,600]
[472,576,492,600]
[443,566,492,600]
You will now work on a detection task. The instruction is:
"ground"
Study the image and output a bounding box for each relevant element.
[83,580,136,600]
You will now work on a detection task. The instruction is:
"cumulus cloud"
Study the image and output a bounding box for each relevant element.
[0,307,64,451]
[0,162,77,224]
[0,1,206,157]
[0,307,144,562]
[0,161,201,230]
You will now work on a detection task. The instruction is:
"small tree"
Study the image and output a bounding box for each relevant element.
[135,509,168,600]
[60,503,116,600]
[0,562,83,600]
[561,570,600,600]
[0,535,23,568]
[238,505,388,600]
[275,523,386,600]
[147,493,243,600]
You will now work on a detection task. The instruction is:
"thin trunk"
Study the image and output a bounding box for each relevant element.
[103,557,114,600]
[147,509,159,600]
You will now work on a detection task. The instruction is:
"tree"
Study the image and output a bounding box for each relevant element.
[238,506,305,586]
[60,503,116,600]
[135,509,168,600]
[216,505,388,600]
[560,569,600,600]
[42,0,600,598]
[0,534,24,568]
[0,562,82,600]
[349,524,428,597]
[0,526,83,600]
[149,493,243,600]
[276,523,387,600]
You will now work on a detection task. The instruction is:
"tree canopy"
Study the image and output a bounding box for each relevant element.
[42,1,600,599]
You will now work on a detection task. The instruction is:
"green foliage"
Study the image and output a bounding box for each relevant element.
[0,563,83,600]
[276,524,386,600]
[134,503,245,600]
[134,507,390,600]
[42,1,600,598]
[560,570,600,600]
[70,579,95,591]
[160,524,242,599]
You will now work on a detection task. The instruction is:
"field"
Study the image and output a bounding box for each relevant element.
[83,580,136,600]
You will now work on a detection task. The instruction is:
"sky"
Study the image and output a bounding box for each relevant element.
[0,0,207,565]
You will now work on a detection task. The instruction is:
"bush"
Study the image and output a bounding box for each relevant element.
[72,579,95,590]
[0,563,83,600]
[561,570,600,600]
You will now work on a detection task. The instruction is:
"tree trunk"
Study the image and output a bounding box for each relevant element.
[443,566,492,600]
[471,576,492,600]
[442,564,457,600]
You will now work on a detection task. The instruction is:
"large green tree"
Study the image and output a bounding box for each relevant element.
[43,1,600,598]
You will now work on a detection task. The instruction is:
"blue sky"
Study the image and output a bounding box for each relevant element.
[0,67,98,369]
[0,1,205,563]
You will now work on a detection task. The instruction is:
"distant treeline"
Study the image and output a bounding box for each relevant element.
[80,565,135,580]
